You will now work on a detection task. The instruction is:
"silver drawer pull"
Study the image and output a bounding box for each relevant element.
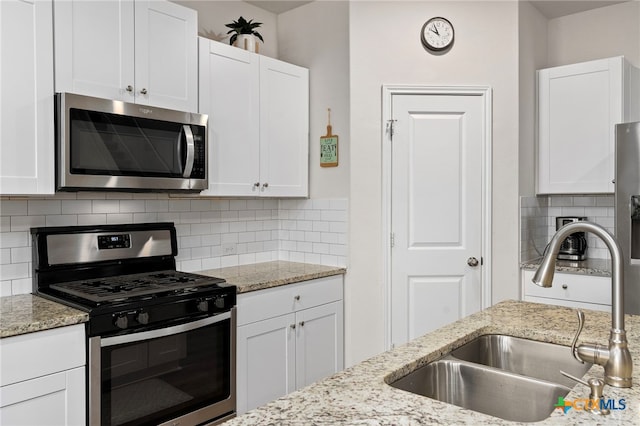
[294,295,301,301]
[562,284,568,289]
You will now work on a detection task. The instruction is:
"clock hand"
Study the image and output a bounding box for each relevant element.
[431,25,440,36]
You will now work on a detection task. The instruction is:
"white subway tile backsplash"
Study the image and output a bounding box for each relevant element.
[0,195,348,295]
[0,200,27,216]
[520,194,615,262]
[92,200,120,214]
[0,232,29,249]
[46,215,78,227]
[1,249,11,265]
[11,215,45,231]
[62,200,93,214]
[119,200,145,213]
[78,214,107,225]
[0,217,9,232]
[28,200,61,215]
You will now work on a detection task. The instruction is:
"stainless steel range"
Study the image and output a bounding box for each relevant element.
[32,222,236,426]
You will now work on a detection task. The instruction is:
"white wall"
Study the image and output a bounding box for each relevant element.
[518,2,547,197]
[175,0,279,58]
[547,1,640,68]
[277,2,350,199]
[348,0,520,364]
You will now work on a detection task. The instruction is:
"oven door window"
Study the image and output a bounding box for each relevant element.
[101,319,231,426]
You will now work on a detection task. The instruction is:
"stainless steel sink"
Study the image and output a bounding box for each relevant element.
[390,358,571,422]
[388,335,593,422]
[450,334,592,388]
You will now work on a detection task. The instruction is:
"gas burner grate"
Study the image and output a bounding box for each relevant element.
[50,270,219,303]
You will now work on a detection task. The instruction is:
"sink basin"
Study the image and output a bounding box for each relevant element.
[450,334,592,388]
[388,335,593,422]
[390,359,571,422]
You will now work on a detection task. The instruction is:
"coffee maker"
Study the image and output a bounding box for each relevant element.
[556,216,588,260]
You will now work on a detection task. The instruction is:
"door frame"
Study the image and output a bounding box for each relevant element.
[381,85,493,349]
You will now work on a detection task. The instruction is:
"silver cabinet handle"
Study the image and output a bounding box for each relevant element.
[262,182,269,188]
[467,257,479,267]
[290,324,296,329]
[140,88,148,95]
[294,295,300,301]
[253,182,260,187]
[125,85,133,92]
[562,284,568,289]
[299,321,305,327]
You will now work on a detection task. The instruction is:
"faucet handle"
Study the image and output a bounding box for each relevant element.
[570,310,586,364]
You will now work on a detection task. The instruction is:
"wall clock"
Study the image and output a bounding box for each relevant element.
[421,17,454,52]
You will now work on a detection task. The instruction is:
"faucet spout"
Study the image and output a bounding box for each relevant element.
[531,221,632,388]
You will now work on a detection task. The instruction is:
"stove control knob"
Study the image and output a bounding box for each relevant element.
[214,296,225,309]
[197,299,209,312]
[114,314,128,330]
[136,311,149,325]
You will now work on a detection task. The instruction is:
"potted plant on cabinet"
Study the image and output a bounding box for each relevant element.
[225,16,264,53]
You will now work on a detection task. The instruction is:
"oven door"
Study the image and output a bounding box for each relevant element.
[89,309,236,426]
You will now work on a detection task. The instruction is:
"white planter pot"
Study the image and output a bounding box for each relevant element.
[235,34,258,53]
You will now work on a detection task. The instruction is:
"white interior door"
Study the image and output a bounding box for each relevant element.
[388,88,489,347]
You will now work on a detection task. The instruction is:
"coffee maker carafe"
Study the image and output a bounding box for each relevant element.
[556,216,588,260]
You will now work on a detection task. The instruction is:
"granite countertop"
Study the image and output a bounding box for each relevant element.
[521,257,611,277]
[0,294,88,338]
[224,300,640,425]
[198,261,346,294]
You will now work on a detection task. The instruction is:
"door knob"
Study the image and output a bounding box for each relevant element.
[467,257,479,267]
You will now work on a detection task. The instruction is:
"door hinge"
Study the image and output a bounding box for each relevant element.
[387,119,397,138]
[481,257,484,265]
[390,232,395,248]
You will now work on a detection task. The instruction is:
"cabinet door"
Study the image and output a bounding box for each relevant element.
[54,0,135,102]
[0,0,54,195]
[295,300,344,389]
[0,366,85,426]
[199,39,260,196]
[236,313,296,414]
[134,0,197,112]
[537,57,622,194]
[259,56,309,197]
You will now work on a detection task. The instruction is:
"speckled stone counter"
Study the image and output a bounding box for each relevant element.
[199,261,346,294]
[224,300,640,425]
[0,294,88,338]
[521,257,611,277]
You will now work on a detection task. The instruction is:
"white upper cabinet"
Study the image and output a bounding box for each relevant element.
[536,56,640,194]
[0,0,55,195]
[54,0,198,112]
[199,38,309,197]
[259,56,309,197]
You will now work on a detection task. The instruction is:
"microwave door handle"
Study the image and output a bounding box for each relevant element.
[182,125,195,178]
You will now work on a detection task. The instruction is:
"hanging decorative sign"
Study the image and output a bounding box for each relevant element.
[320,108,338,167]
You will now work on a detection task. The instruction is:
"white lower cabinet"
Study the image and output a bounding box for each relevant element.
[522,269,611,312]
[236,276,344,414]
[0,324,86,425]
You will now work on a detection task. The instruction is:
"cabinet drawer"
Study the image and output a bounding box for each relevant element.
[0,324,85,387]
[522,270,611,306]
[237,275,343,326]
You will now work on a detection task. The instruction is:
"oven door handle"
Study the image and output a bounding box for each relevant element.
[100,312,231,347]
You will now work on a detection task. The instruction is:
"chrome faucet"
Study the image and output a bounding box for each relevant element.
[532,221,633,388]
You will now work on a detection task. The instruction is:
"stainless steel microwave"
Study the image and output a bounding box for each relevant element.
[56,93,208,192]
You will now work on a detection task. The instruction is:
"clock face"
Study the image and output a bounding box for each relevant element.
[421,17,454,51]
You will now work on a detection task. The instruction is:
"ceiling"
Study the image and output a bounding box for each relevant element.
[245,1,631,18]
[245,1,313,14]
[529,0,630,19]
